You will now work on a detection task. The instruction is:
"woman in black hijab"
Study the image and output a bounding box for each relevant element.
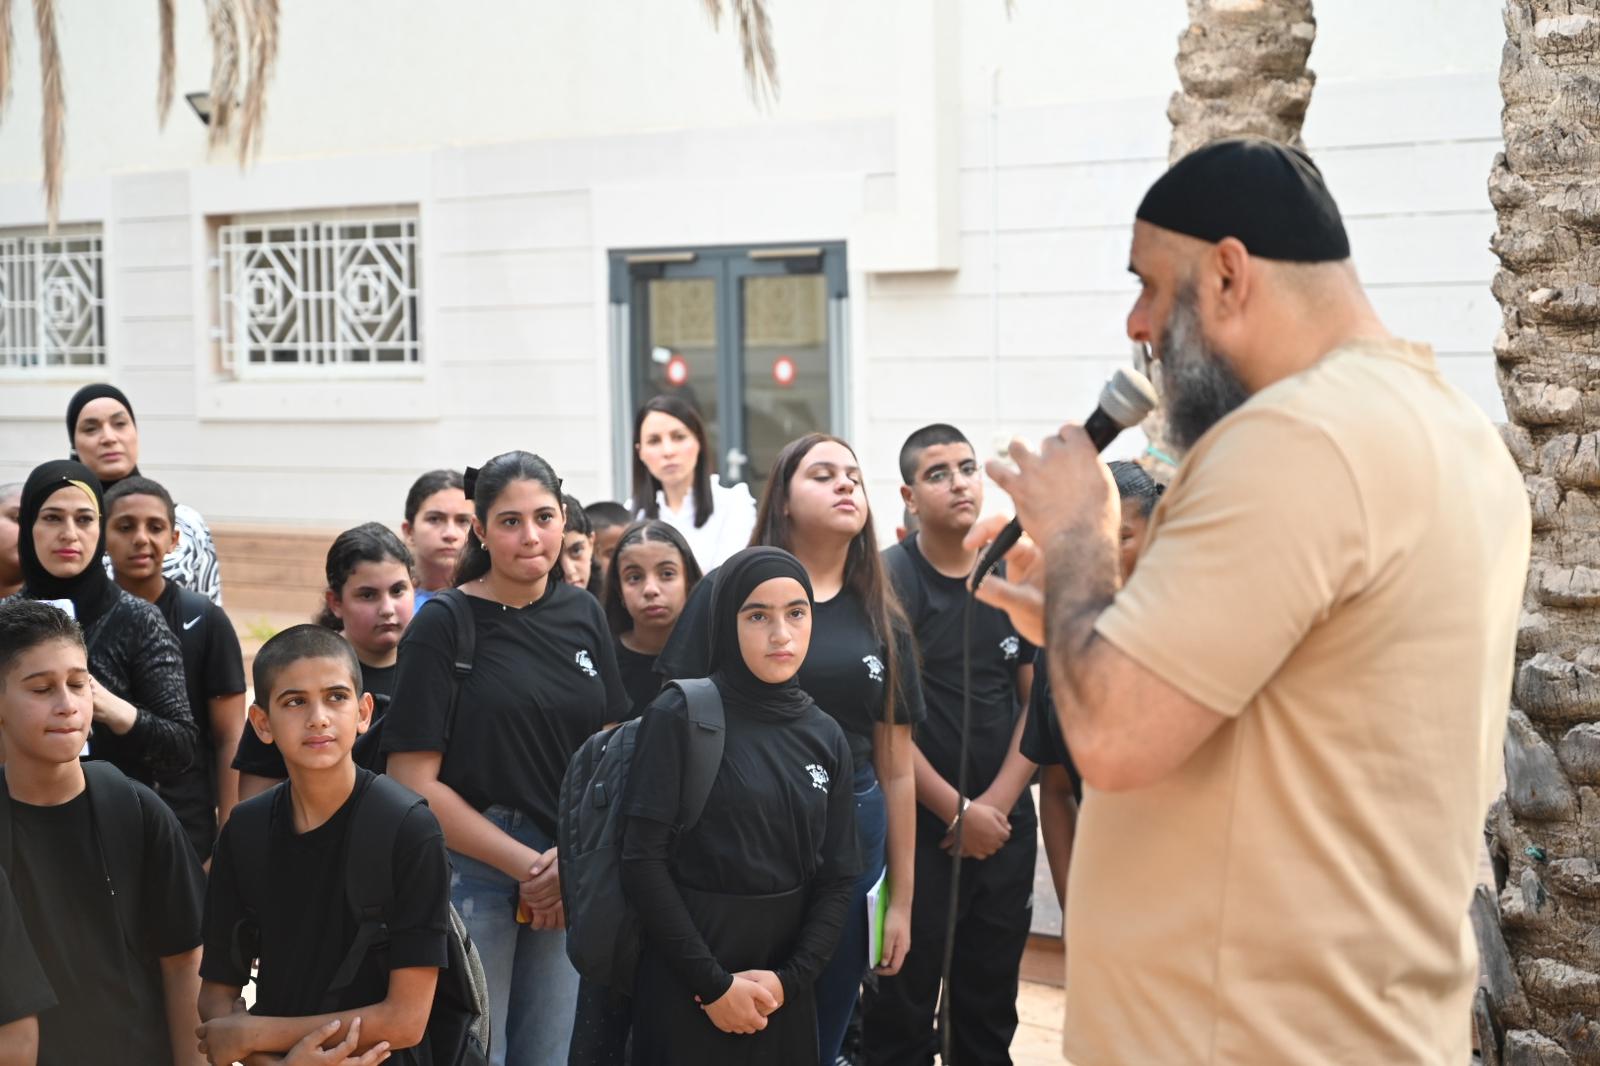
[1,460,197,785]
[66,383,222,604]
[621,547,860,1066]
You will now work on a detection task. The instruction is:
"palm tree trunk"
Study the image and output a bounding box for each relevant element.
[1146,0,1317,473]
[1482,3,1600,1064]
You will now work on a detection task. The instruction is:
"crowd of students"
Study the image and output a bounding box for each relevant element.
[0,380,1161,1066]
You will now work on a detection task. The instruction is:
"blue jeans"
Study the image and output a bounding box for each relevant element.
[450,806,580,1066]
[815,760,888,1065]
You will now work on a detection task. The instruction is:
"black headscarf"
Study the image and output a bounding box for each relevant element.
[708,547,816,720]
[18,459,118,630]
[65,383,141,487]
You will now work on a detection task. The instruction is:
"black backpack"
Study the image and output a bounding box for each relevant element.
[558,678,725,990]
[227,775,491,1065]
[353,588,475,775]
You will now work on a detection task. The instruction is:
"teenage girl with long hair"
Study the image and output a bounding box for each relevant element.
[233,522,416,798]
[385,451,627,1066]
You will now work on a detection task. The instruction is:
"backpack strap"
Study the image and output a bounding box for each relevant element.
[321,775,424,1013]
[666,679,725,831]
[224,783,286,982]
[432,588,476,744]
[80,762,149,956]
[0,768,12,871]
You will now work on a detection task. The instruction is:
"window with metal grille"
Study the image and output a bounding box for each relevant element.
[0,227,106,370]
[217,216,420,371]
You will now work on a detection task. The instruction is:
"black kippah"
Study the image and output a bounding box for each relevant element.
[1135,137,1350,263]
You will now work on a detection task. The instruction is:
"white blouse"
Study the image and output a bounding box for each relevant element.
[636,475,757,572]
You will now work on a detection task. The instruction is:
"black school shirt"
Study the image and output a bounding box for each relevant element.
[615,637,662,720]
[383,582,628,838]
[233,660,398,780]
[200,770,450,1066]
[658,571,926,773]
[154,580,247,858]
[5,783,205,1066]
[884,537,1036,824]
[1020,668,1083,802]
[0,865,54,1027]
[622,685,861,1000]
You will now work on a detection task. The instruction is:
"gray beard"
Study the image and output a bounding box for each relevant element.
[1158,291,1251,456]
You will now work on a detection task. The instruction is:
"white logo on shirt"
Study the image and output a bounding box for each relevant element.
[999,635,1020,661]
[183,616,202,631]
[862,655,884,682]
[805,764,830,792]
[574,650,598,677]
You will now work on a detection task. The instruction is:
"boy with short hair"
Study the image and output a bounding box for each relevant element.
[584,500,633,589]
[862,424,1039,1066]
[104,476,247,860]
[0,599,207,1066]
[196,624,449,1066]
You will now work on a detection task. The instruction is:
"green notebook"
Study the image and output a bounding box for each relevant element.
[866,870,890,968]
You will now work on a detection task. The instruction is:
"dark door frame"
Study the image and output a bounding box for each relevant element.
[607,242,848,496]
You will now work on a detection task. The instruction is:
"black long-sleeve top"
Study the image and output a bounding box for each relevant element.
[621,684,860,1003]
[62,588,197,780]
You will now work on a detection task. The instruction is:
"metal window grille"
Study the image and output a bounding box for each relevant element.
[0,231,106,370]
[217,217,420,371]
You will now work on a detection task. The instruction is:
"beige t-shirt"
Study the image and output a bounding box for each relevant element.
[1066,339,1530,1065]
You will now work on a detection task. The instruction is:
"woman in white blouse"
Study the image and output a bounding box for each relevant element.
[630,395,756,571]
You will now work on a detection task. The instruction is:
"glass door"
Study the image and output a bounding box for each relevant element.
[611,244,847,497]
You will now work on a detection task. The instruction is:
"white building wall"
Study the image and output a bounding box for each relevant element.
[0,1,1508,536]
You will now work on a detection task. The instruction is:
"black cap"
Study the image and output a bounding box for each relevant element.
[1135,137,1350,263]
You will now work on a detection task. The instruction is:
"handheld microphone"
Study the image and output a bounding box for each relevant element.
[972,366,1159,591]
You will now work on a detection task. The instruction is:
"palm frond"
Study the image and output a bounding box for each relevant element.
[0,0,13,111]
[703,0,777,107]
[157,0,175,127]
[735,0,777,106]
[206,0,240,150]
[238,0,278,163]
[32,0,62,230]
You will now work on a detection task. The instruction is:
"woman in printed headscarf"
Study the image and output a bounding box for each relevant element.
[66,383,223,604]
[0,460,197,786]
[621,547,860,1066]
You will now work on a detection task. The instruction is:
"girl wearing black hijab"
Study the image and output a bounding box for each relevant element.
[0,461,197,785]
[66,383,223,604]
[621,547,860,1066]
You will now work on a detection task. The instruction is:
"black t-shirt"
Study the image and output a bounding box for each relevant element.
[0,865,53,1027]
[154,580,247,858]
[884,538,1035,823]
[658,571,926,772]
[233,659,398,780]
[615,638,662,721]
[1019,668,1082,802]
[200,771,450,1066]
[383,582,628,838]
[6,783,205,1066]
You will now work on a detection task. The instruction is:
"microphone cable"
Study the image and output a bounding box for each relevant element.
[937,586,978,1064]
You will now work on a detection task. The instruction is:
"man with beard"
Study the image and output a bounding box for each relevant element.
[966,138,1531,1064]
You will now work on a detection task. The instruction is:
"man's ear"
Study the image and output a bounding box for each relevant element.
[1212,237,1253,316]
[247,703,273,745]
[899,483,916,513]
[355,692,375,734]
